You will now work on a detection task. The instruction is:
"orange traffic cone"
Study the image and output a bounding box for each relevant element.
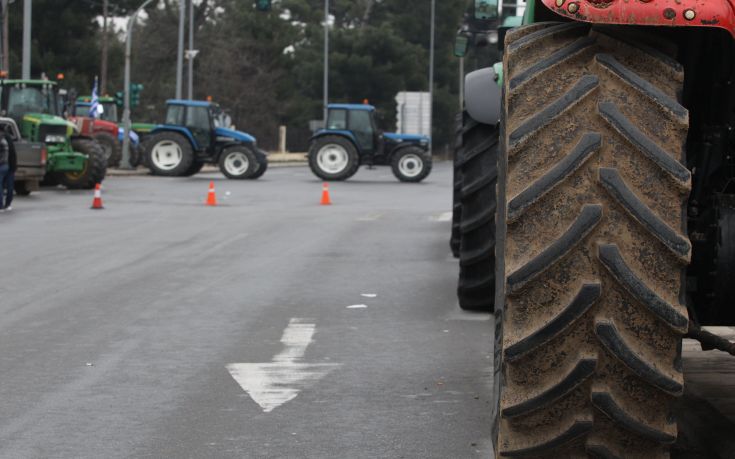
[91,183,104,209]
[206,181,217,207]
[320,182,332,206]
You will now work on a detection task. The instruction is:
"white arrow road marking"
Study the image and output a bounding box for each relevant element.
[226,318,340,413]
[429,212,453,222]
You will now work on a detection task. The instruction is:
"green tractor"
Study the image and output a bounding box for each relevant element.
[0,79,106,189]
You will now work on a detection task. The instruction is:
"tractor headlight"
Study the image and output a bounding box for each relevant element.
[45,134,66,144]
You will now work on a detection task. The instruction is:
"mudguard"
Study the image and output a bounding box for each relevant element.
[541,0,735,38]
[465,67,502,126]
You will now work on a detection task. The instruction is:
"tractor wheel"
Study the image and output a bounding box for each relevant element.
[450,113,463,258]
[249,151,269,179]
[494,23,690,458]
[181,160,205,177]
[145,131,194,176]
[308,135,359,181]
[391,146,432,183]
[94,132,121,168]
[14,181,33,196]
[60,138,107,190]
[218,146,259,179]
[457,112,497,312]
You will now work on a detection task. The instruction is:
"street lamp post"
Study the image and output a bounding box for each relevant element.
[428,0,435,147]
[21,0,30,79]
[323,0,329,123]
[176,0,185,99]
[121,0,154,169]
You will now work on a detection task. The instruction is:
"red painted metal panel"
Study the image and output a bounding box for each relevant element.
[541,0,735,38]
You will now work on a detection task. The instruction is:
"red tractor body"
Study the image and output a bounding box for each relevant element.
[69,116,118,139]
[543,0,735,36]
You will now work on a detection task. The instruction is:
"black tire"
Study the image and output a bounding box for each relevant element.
[457,112,497,312]
[218,146,259,179]
[493,23,690,457]
[144,131,194,177]
[249,151,269,179]
[390,146,431,183]
[60,138,107,190]
[308,135,360,181]
[94,132,121,168]
[181,160,204,177]
[14,181,32,196]
[450,113,463,258]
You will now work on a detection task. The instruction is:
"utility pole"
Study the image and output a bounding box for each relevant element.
[2,0,10,73]
[0,0,7,73]
[187,0,194,99]
[459,57,464,111]
[100,0,109,94]
[428,0,435,145]
[323,0,329,122]
[121,0,154,169]
[176,0,184,99]
[21,0,30,79]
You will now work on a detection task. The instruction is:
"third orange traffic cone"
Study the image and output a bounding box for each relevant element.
[320,182,332,206]
[91,183,104,210]
[206,181,217,207]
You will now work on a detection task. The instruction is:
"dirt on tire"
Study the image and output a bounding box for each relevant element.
[457,111,497,312]
[493,23,690,458]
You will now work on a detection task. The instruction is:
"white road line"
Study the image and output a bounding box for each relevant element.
[226,318,340,413]
[346,304,368,309]
[429,212,452,222]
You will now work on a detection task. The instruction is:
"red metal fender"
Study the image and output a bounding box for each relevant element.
[542,0,735,38]
[69,116,119,137]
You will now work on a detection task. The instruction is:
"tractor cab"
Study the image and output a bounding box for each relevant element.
[74,96,119,123]
[143,99,267,179]
[308,103,431,182]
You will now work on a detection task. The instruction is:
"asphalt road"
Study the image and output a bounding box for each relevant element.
[0,163,494,458]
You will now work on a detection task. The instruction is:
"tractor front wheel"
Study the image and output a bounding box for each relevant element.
[308,135,359,181]
[145,132,194,176]
[60,138,107,190]
[249,150,269,179]
[219,146,259,179]
[391,146,431,183]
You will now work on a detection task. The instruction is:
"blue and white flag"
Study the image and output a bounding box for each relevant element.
[89,77,104,118]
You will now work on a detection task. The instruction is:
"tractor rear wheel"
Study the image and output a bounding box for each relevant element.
[450,113,463,258]
[457,112,497,312]
[308,135,359,181]
[249,151,269,179]
[391,146,431,183]
[494,24,690,458]
[219,146,259,179]
[60,138,107,190]
[181,160,204,177]
[94,132,121,168]
[145,131,194,176]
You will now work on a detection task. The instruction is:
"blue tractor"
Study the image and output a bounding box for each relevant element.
[308,104,432,182]
[143,100,267,179]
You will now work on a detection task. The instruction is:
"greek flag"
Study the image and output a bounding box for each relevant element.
[89,77,104,118]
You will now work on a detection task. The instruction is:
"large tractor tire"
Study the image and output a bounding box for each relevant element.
[219,146,259,179]
[60,138,107,190]
[250,151,269,179]
[451,113,464,258]
[94,132,121,168]
[493,23,690,458]
[390,146,432,183]
[457,112,497,312]
[181,160,205,177]
[308,135,360,181]
[145,131,194,177]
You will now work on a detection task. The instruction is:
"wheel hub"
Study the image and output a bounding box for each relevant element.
[398,154,423,178]
[151,140,183,170]
[317,144,349,174]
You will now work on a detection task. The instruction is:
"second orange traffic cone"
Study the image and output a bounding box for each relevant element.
[91,183,104,210]
[320,182,332,206]
[206,181,217,207]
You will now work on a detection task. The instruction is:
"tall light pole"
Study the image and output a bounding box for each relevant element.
[100,0,109,94]
[187,0,194,99]
[21,0,30,79]
[121,0,154,169]
[428,0,435,146]
[323,0,329,123]
[176,0,185,99]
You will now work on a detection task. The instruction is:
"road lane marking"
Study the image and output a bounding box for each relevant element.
[429,212,452,222]
[346,304,368,309]
[360,293,377,298]
[226,318,340,413]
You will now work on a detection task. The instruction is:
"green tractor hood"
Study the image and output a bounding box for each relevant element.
[21,113,75,142]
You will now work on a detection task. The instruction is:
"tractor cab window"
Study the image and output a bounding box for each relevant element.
[186,105,213,149]
[165,105,185,125]
[101,103,118,123]
[349,109,375,153]
[327,109,347,130]
[7,86,57,120]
